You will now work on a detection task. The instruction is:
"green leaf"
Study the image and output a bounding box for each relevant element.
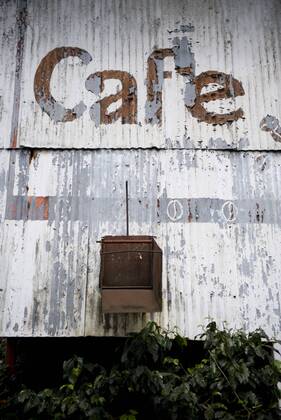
[163,357,179,366]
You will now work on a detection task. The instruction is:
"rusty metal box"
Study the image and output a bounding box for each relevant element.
[99,236,162,313]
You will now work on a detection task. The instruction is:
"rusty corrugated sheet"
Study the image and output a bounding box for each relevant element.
[0,0,280,339]
[0,149,280,337]
[0,0,18,148]
[0,0,280,149]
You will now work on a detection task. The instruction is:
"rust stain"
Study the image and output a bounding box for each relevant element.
[10,130,17,149]
[27,196,49,220]
[146,48,174,125]
[176,67,193,76]
[86,70,137,124]
[100,236,162,313]
[9,201,17,219]
[163,71,172,79]
[37,197,49,220]
[29,149,38,165]
[34,47,92,122]
[9,1,27,148]
[188,71,245,124]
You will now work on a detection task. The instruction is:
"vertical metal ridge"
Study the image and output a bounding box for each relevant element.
[9,0,27,148]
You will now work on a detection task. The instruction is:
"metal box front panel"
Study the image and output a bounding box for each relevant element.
[101,237,153,289]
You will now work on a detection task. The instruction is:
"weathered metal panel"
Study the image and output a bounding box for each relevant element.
[0,0,278,150]
[0,148,280,338]
[0,218,89,337]
[0,150,9,221]
[0,0,18,148]
[0,0,280,339]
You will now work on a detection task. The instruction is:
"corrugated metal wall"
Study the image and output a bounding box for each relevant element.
[0,0,280,338]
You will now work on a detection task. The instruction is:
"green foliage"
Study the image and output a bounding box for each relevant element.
[0,322,280,419]
[0,339,22,419]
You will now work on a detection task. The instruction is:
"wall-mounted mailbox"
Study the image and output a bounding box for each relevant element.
[99,236,162,313]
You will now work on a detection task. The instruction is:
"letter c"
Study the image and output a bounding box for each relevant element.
[34,47,92,122]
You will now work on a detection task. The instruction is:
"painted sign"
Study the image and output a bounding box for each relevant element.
[0,0,278,150]
[34,43,244,127]
[0,0,281,341]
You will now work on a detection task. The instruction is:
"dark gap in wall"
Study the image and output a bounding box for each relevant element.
[6,337,205,390]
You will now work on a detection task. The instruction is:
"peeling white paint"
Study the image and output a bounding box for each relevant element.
[0,0,280,149]
[0,149,281,338]
[0,0,280,339]
[0,1,17,148]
